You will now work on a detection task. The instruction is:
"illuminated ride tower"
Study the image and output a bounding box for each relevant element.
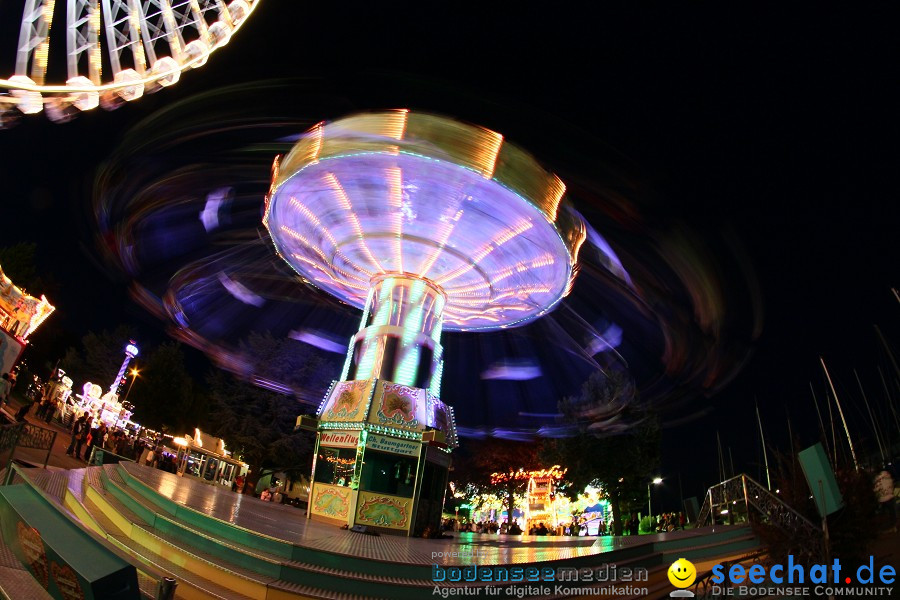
[263,111,585,535]
[107,341,139,400]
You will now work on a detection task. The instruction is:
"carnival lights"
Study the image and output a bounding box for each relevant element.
[490,465,567,485]
[0,0,260,123]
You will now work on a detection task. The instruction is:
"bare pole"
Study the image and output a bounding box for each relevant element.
[876,365,900,437]
[820,357,859,471]
[756,401,772,490]
[809,382,831,456]
[875,325,900,381]
[854,369,886,464]
[824,385,840,465]
[716,430,726,482]
[786,407,795,452]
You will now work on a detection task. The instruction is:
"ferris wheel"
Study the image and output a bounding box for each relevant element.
[0,0,259,122]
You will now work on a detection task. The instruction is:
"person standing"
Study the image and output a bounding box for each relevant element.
[36,385,53,420]
[0,373,11,408]
[66,413,88,456]
[43,395,57,423]
[75,416,91,460]
[87,422,107,462]
[874,468,896,531]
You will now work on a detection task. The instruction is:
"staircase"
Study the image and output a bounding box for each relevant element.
[696,474,824,561]
[3,463,767,599]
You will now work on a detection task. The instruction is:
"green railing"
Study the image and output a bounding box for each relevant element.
[87,446,135,466]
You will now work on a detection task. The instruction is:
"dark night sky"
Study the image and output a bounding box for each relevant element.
[1,4,897,506]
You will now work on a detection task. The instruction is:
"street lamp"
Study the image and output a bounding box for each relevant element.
[123,367,140,403]
[647,477,663,528]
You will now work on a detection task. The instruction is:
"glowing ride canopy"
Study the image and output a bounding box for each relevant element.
[264,111,586,335]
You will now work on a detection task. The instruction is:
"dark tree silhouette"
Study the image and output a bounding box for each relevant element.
[205,332,337,491]
[60,325,138,389]
[129,341,202,433]
[451,438,541,530]
[541,369,660,535]
[0,243,47,294]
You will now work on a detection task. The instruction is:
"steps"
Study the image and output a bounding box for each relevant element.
[6,462,765,600]
[93,465,466,599]
[5,467,166,599]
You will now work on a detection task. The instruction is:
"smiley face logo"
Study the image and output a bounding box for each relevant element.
[668,558,696,588]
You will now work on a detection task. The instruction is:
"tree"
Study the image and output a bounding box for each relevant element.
[128,342,200,433]
[451,438,541,529]
[541,369,660,535]
[205,332,338,491]
[0,242,57,297]
[60,325,137,389]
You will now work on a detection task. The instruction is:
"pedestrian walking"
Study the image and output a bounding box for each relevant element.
[66,413,89,457]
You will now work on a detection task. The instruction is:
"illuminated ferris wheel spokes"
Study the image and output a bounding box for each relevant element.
[2,0,258,120]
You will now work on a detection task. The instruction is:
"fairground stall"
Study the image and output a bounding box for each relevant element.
[43,374,74,423]
[0,263,55,375]
[524,466,566,533]
[171,428,248,487]
[303,380,457,535]
[66,343,140,428]
[71,382,135,429]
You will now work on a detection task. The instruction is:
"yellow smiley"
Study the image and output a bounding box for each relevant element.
[668,558,697,588]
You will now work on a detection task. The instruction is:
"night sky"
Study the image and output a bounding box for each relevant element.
[1,4,897,507]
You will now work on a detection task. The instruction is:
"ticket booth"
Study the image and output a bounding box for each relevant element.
[305,379,457,536]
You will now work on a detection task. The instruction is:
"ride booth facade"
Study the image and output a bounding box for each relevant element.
[301,277,458,537]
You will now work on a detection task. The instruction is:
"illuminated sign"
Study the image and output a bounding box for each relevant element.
[320,431,360,449]
[366,434,419,457]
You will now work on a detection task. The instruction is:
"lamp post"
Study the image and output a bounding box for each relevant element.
[123,367,140,403]
[647,477,663,527]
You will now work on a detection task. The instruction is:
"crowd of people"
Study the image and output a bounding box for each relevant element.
[1,375,153,465]
[62,410,150,462]
[444,511,689,537]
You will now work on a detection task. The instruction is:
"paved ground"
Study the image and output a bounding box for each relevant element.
[4,390,896,579]
[120,460,727,566]
[1,394,88,470]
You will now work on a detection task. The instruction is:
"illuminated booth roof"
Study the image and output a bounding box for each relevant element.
[0,263,55,339]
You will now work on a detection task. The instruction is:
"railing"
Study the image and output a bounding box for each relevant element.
[696,473,825,561]
[691,550,766,598]
[87,446,135,465]
[0,421,25,484]
[1,420,57,482]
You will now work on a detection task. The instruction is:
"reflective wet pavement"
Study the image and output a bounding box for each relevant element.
[120,462,717,566]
